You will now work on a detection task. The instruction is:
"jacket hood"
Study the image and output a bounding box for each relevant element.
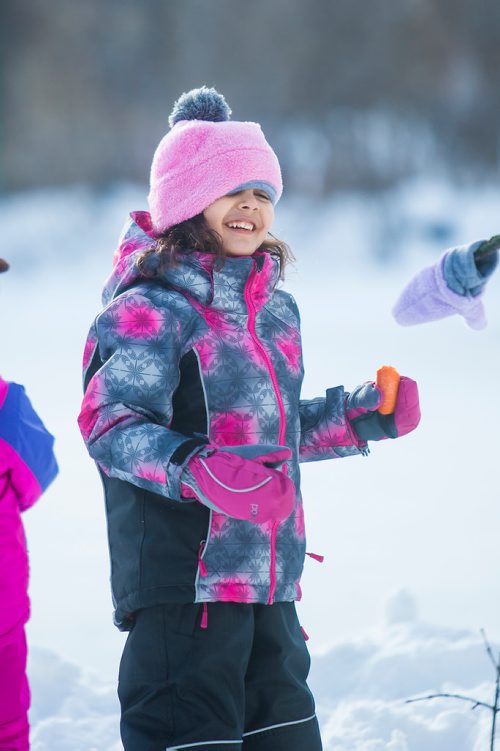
[102,211,281,311]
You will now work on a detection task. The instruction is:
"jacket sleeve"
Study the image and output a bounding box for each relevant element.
[298,386,364,462]
[0,379,58,511]
[279,293,364,463]
[78,290,206,500]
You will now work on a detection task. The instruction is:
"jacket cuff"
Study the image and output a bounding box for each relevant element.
[442,241,497,297]
[437,253,488,329]
[168,435,209,501]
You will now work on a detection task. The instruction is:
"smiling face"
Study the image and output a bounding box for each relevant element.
[202,188,275,256]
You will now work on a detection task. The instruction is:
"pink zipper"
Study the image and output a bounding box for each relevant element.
[244,261,287,605]
[244,264,287,445]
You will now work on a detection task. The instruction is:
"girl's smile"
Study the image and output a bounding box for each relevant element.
[203,188,274,256]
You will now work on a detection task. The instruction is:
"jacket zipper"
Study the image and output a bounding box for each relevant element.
[268,522,278,603]
[244,260,287,605]
[244,263,287,441]
[194,509,213,603]
[198,540,208,577]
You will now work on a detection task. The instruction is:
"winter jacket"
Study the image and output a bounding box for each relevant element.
[0,377,58,633]
[78,211,364,630]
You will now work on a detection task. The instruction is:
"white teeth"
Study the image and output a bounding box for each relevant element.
[227,222,254,231]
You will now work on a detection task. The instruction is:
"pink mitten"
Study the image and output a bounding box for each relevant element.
[346,377,421,442]
[181,444,295,523]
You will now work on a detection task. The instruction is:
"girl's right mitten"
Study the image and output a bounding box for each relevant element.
[181,445,295,524]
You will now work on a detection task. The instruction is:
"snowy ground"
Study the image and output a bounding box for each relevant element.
[1,178,499,749]
[27,594,497,751]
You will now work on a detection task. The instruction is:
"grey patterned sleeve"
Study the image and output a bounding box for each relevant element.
[78,290,205,501]
[298,387,362,462]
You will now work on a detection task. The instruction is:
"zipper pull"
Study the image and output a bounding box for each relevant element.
[201,602,208,629]
[198,541,208,577]
[296,581,302,601]
[306,551,325,563]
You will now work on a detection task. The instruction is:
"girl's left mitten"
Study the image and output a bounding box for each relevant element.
[346,377,421,442]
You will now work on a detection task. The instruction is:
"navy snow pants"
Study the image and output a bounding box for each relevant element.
[118,601,322,751]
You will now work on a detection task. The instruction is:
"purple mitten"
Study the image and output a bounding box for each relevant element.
[346,378,421,443]
[392,251,488,330]
[181,444,295,523]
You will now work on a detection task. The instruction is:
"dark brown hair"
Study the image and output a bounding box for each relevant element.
[136,213,294,281]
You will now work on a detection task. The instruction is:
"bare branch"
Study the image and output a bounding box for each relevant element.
[406,633,500,751]
[481,628,498,671]
[406,693,494,711]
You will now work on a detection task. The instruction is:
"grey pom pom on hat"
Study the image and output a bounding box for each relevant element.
[168,86,232,128]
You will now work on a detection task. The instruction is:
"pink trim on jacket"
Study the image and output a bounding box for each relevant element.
[244,261,288,605]
[0,377,8,408]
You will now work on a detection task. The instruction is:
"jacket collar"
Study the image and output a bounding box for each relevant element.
[103,211,280,313]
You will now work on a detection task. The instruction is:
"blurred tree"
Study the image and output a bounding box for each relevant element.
[1,0,499,192]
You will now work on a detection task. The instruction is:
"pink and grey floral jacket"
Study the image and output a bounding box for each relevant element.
[78,211,363,629]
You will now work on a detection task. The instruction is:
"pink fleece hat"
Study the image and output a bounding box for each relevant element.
[148,87,283,234]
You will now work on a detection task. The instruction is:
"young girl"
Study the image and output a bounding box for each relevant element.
[393,237,498,329]
[0,257,58,751]
[78,87,421,751]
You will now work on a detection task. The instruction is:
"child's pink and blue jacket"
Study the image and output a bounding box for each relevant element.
[0,378,58,634]
[78,212,364,630]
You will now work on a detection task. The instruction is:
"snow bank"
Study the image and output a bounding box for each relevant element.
[28,592,496,750]
[310,591,495,750]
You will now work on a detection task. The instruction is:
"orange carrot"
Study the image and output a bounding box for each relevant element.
[376,366,400,415]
